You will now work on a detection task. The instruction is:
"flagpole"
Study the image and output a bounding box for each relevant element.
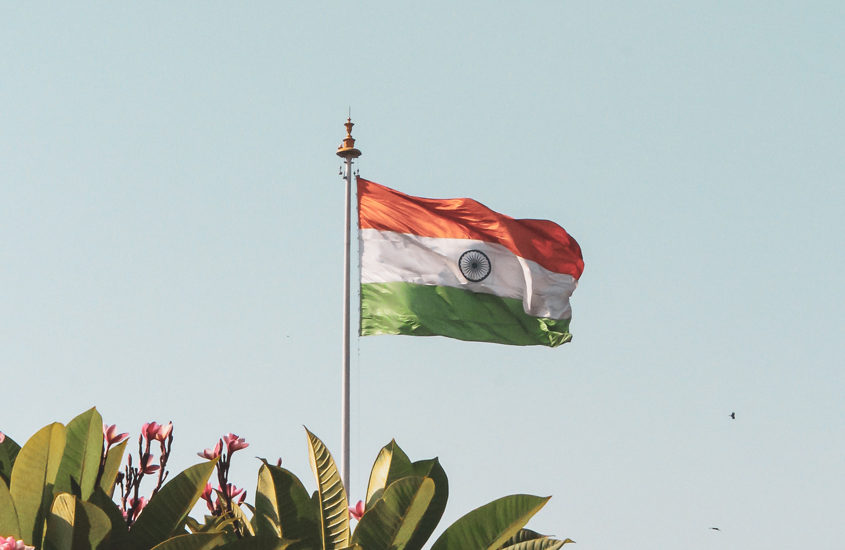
[336,117,361,492]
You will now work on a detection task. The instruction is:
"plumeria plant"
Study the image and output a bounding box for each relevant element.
[193,433,252,537]
[115,421,173,526]
[0,408,573,550]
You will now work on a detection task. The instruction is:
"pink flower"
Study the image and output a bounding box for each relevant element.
[223,483,246,504]
[139,453,160,474]
[200,483,216,512]
[141,421,170,441]
[0,537,35,550]
[127,497,148,522]
[103,424,129,447]
[349,500,365,521]
[130,496,147,510]
[198,439,223,460]
[154,421,173,442]
[141,422,158,437]
[222,433,249,454]
[0,432,5,444]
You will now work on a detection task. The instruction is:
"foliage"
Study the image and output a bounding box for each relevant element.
[0,409,574,550]
[0,409,213,550]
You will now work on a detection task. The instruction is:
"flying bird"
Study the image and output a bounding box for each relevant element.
[730,412,735,419]
[710,527,721,531]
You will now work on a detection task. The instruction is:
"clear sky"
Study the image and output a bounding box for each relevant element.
[2,2,843,549]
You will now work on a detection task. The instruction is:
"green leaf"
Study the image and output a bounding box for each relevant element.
[189,513,240,534]
[254,464,319,544]
[305,428,350,550]
[54,408,104,500]
[129,460,217,550]
[406,458,448,550]
[254,466,281,538]
[351,476,435,550]
[0,433,21,484]
[216,538,306,550]
[430,495,550,550]
[44,492,111,550]
[185,517,202,533]
[77,498,112,547]
[150,532,228,550]
[228,501,255,537]
[99,439,127,497]
[364,440,413,508]
[499,529,575,550]
[500,537,574,550]
[0,477,21,539]
[10,422,67,547]
[501,528,544,545]
[88,487,131,550]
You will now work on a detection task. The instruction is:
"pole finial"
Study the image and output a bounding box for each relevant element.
[337,116,362,159]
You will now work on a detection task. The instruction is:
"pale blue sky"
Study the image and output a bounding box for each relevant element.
[2,2,844,549]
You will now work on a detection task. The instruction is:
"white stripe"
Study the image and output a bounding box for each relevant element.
[360,228,577,319]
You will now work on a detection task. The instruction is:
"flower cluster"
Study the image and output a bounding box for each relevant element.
[197,433,250,535]
[197,433,249,516]
[0,537,34,550]
[115,421,173,526]
[199,481,247,516]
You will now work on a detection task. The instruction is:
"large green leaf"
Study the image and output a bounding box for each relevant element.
[187,513,242,535]
[88,487,131,550]
[10,422,67,547]
[430,494,550,550]
[44,492,111,550]
[78,498,112,547]
[351,476,434,550]
[406,458,448,550]
[99,439,127,497]
[54,408,104,500]
[0,433,21,484]
[364,440,413,508]
[500,538,572,550]
[254,464,319,543]
[150,532,228,550]
[129,460,217,550]
[0,477,21,539]
[499,528,575,550]
[501,528,543,545]
[253,465,281,538]
[305,428,350,550]
[216,538,306,550]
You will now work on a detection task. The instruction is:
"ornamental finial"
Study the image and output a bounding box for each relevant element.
[336,117,362,159]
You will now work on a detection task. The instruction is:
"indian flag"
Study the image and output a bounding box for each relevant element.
[358,178,584,347]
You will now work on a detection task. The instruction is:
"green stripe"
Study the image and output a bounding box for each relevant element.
[360,282,572,347]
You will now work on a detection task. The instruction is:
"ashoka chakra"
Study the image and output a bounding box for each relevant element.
[459,249,491,282]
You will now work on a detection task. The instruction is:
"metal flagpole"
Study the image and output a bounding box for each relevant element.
[336,117,361,492]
